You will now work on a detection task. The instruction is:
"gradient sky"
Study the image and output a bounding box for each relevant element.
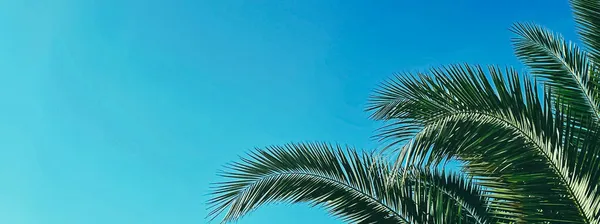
[0,0,579,223]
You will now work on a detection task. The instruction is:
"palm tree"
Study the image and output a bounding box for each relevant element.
[207,1,600,223]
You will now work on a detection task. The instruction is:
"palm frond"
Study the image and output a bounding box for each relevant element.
[368,64,600,223]
[511,22,600,123]
[207,142,495,224]
[571,0,600,66]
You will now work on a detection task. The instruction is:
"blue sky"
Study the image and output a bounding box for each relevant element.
[0,0,578,223]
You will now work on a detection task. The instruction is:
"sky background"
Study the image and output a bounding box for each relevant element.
[0,0,579,223]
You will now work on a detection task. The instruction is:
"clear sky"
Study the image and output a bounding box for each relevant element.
[0,0,578,223]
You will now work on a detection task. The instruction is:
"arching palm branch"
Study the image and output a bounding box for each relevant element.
[208,1,600,223]
[208,143,498,223]
[370,65,600,223]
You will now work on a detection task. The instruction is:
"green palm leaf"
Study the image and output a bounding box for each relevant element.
[208,142,495,224]
[511,22,600,123]
[369,64,600,223]
[571,0,600,66]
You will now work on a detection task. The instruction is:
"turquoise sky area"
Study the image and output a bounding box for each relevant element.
[0,0,578,223]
